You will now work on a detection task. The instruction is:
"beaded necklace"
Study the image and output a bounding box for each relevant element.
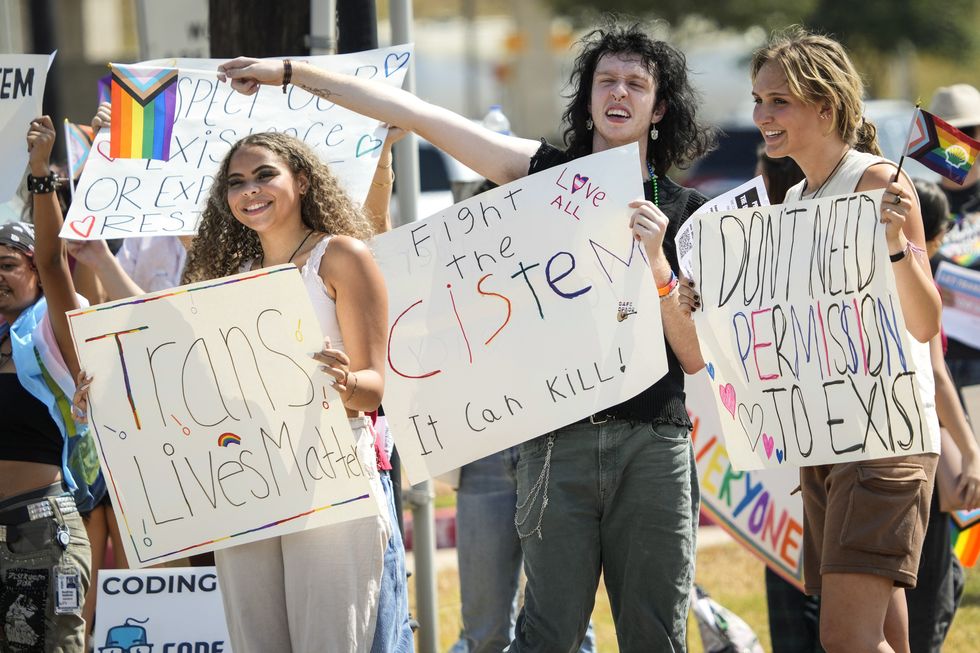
[646,161,659,206]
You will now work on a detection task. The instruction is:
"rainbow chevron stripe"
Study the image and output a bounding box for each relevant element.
[109,64,178,160]
[905,108,980,185]
[953,521,980,568]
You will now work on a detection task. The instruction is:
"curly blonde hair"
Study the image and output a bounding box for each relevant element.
[751,26,881,156]
[183,132,374,282]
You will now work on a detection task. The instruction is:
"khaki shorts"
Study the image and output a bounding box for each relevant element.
[801,453,937,595]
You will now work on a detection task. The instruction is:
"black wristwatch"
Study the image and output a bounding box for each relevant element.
[26,172,59,194]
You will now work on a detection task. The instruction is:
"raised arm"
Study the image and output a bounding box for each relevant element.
[857,164,942,343]
[361,126,405,234]
[27,116,82,376]
[65,239,146,301]
[218,57,541,185]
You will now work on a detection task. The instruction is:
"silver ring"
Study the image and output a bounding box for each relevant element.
[893,194,902,205]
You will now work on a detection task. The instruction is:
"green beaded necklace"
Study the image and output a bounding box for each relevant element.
[646,160,659,206]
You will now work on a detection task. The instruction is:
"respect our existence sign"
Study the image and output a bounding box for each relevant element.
[61,46,411,239]
[682,190,938,470]
[68,266,378,566]
[372,143,670,482]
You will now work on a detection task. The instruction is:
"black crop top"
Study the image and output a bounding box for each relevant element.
[0,373,63,466]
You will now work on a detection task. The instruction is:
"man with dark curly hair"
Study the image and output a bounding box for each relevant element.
[219,20,715,652]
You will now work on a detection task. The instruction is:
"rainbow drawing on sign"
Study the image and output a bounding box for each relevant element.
[109,63,178,160]
[217,433,242,447]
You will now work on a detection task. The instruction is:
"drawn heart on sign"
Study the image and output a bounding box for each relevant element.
[95,140,115,163]
[571,174,589,194]
[385,52,411,77]
[69,215,96,239]
[706,362,715,380]
[776,449,784,463]
[356,135,383,157]
[737,402,764,452]
[719,383,736,418]
[763,433,775,459]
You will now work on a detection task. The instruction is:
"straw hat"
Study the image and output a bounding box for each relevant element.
[929,84,980,128]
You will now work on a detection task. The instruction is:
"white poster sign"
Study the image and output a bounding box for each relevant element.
[0,54,51,203]
[68,266,378,567]
[93,568,232,653]
[372,144,669,482]
[936,260,980,349]
[62,46,411,239]
[686,190,937,470]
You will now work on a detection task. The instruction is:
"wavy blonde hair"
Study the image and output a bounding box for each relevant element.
[751,26,881,156]
[183,132,374,282]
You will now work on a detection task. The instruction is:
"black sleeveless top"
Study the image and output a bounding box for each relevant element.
[529,141,707,427]
[0,374,63,466]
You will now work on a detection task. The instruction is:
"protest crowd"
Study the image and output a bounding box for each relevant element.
[4,7,980,653]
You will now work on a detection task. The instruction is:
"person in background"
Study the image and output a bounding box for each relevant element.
[0,116,100,652]
[928,84,980,390]
[905,178,980,653]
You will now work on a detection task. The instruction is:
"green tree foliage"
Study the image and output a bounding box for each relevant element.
[545,0,977,58]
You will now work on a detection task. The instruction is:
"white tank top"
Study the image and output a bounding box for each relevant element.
[787,149,940,453]
[242,235,345,353]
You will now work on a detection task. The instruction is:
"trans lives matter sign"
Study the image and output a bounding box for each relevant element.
[61,46,411,239]
[68,266,378,566]
[372,144,669,482]
[684,190,938,470]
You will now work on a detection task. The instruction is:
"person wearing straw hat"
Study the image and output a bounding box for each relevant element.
[929,84,980,390]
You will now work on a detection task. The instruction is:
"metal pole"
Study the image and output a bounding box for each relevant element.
[309,0,336,54]
[389,4,438,651]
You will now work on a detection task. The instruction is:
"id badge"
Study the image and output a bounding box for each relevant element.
[53,565,82,615]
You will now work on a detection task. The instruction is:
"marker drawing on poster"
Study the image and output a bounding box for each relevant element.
[688,370,804,589]
[372,144,669,483]
[685,190,938,470]
[68,266,378,567]
[62,46,411,239]
[935,261,980,350]
[0,54,53,203]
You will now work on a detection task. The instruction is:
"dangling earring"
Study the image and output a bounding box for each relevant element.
[585,118,593,131]
[650,124,659,141]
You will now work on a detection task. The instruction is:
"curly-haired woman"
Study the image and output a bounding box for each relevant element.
[219,19,715,652]
[180,132,411,653]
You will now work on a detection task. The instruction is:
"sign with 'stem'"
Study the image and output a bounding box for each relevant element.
[684,190,939,470]
[62,46,411,239]
[372,144,669,482]
[0,54,52,203]
[94,567,232,653]
[68,266,378,567]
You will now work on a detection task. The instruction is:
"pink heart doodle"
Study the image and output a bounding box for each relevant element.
[763,433,775,459]
[719,383,736,418]
[95,140,115,163]
[571,174,589,194]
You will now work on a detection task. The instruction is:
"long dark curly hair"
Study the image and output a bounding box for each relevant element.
[561,21,716,175]
[183,132,373,283]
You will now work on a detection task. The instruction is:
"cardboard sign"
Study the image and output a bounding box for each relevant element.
[68,266,378,566]
[936,261,980,350]
[0,54,51,203]
[685,190,937,470]
[371,144,669,482]
[62,46,411,239]
[93,568,233,653]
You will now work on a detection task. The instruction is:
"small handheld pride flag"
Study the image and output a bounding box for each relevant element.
[109,63,178,161]
[63,120,94,197]
[901,107,980,185]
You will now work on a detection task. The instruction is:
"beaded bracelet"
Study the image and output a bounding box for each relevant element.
[26,172,59,194]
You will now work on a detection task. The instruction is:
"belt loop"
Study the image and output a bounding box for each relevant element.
[0,525,6,542]
[589,413,609,425]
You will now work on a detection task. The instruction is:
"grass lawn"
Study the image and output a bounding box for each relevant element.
[411,538,980,652]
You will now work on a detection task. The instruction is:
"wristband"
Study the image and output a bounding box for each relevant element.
[282,59,292,94]
[889,248,906,263]
[657,271,678,298]
[26,172,59,194]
